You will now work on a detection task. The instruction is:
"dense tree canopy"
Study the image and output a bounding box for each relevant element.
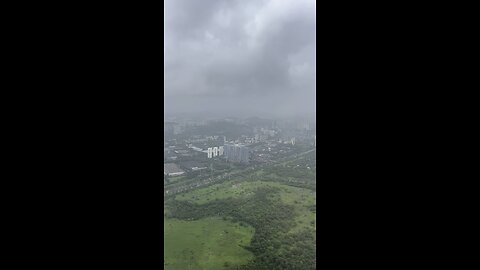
[165,187,316,270]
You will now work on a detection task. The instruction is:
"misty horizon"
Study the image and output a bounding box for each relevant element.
[164,0,316,118]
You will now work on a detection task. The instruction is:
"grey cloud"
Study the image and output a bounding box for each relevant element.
[165,0,316,117]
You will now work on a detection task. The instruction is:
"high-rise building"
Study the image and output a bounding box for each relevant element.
[205,146,223,158]
[224,143,249,163]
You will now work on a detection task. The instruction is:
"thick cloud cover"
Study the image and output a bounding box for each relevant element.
[165,0,316,118]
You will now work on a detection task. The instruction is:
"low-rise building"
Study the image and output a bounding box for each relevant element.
[164,163,185,176]
[179,161,208,172]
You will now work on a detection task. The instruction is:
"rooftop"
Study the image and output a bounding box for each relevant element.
[164,163,184,175]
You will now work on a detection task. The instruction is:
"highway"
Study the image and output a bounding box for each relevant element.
[164,147,316,197]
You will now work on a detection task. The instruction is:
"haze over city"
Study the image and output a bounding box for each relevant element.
[164,0,316,118]
[164,1,316,269]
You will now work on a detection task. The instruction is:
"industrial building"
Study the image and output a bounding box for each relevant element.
[164,163,185,176]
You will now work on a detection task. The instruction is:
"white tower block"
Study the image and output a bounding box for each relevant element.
[207,147,213,158]
[213,147,218,157]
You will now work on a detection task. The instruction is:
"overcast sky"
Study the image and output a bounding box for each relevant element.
[165,0,316,118]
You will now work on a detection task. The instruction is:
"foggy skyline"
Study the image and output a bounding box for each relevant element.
[165,0,316,118]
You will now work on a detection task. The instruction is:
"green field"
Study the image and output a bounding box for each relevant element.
[276,187,316,233]
[175,179,286,204]
[164,217,255,270]
[175,176,316,232]
[165,162,316,269]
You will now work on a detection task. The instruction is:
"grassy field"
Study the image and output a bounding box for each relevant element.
[164,217,254,270]
[275,186,316,233]
[175,179,286,204]
[165,162,316,269]
[175,177,316,234]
